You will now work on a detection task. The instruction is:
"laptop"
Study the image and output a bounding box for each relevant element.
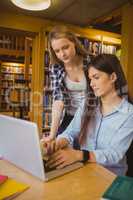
[0,115,83,181]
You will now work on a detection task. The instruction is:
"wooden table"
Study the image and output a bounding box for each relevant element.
[0,160,116,200]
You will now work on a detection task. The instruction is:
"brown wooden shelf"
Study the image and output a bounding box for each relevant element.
[1,72,24,75]
[0,48,24,57]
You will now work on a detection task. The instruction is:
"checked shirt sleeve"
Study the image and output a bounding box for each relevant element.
[49,64,64,101]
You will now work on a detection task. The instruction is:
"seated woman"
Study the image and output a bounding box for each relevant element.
[44,54,133,176]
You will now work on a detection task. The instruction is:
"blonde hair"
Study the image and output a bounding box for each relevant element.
[48,26,88,65]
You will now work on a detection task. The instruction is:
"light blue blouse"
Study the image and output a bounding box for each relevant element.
[57,98,133,175]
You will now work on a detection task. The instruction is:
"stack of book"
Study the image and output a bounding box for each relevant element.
[0,174,29,199]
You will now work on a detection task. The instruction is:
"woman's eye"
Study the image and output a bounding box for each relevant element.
[55,50,59,54]
[93,75,100,79]
[63,45,69,50]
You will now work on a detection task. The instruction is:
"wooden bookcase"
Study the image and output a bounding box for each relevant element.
[0,32,32,119]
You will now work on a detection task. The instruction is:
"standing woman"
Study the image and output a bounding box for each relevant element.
[47,26,90,142]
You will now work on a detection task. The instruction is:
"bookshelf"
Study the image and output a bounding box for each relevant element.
[0,32,25,57]
[42,31,121,134]
[78,36,120,57]
[43,42,52,133]
[0,62,32,118]
[0,31,32,119]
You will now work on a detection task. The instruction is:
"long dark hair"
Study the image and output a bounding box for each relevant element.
[79,54,132,144]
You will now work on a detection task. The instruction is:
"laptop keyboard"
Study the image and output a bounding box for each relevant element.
[43,160,57,172]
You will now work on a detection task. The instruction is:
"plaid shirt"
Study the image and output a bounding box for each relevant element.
[50,56,90,111]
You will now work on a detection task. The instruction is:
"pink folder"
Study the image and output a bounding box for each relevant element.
[0,175,8,184]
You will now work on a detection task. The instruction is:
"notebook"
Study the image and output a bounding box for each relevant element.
[101,175,133,200]
[0,178,29,200]
[0,115,83,181]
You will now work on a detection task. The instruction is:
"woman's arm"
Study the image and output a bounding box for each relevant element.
[48,65,65,140]
[92,115,133,166]
[57,100,85,145]
[50,100,64,140]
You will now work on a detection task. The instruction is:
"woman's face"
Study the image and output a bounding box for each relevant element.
[88,66,116,98]
[51,37,76,64]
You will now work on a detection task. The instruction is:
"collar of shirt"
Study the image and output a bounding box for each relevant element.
[96,98,133,118]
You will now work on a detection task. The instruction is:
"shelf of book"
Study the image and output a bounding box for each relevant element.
[0,62,32,119]
[78,36,120,57]
[42,88,52,133]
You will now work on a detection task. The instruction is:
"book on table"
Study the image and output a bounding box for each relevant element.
[0,175,8,184]
[0,175,29,200]
[101,175,133,200]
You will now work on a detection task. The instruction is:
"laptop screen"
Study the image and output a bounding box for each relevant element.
[0,115,83,181]
[0,115,45,180]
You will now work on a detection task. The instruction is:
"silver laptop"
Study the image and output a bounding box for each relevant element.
[0,115,83,181]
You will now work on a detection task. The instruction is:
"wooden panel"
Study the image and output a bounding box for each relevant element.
[121,3,133,96]
[30,30,45,136]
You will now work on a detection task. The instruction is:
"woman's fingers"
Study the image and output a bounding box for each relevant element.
[46,151,64,168]
[40,138,57,156]
[46,148,76,169]
[49,140,56,154]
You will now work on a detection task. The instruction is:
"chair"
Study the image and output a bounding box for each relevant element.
[126,140,133,177]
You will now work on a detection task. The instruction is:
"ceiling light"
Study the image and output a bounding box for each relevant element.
[11,0,51,11]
